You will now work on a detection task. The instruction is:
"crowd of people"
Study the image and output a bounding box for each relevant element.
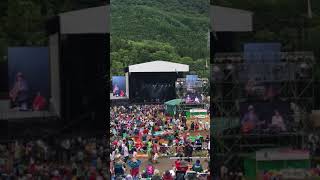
[0,136,107,179]
[110,104,210,179]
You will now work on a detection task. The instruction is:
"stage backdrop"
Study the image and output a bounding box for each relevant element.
[244,43,281,63]
[8,47,50,104]
[243,43,281,82]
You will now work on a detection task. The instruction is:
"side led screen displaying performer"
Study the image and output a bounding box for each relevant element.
[185,75,202,104]
[8,47,49,111]
[112,76,126,97]
[240,101,291,134]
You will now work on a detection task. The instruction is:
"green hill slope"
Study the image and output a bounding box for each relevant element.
[111,0,210,77]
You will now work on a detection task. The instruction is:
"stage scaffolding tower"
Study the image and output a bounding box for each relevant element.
[211,51,315,169]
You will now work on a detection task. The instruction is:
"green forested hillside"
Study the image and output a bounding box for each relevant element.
[111,0,210,77]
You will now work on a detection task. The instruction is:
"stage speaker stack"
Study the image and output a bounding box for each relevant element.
[60,34,108,131]
[46,5,109,133]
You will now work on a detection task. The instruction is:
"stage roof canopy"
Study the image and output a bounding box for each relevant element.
[58,5,109,34]
[128,61,189,73]
[211,5,253,32]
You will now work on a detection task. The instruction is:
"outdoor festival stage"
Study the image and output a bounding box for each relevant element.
[110,93,129,100]
[0,99,56,121]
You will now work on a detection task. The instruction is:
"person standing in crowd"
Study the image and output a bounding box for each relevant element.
[113,155,125,179]
[190,122,195,131]
[152,141,159,164]
[184,142,193,162]
[147,140,153,162]
[127,156,141,180]
[123,143,129,163]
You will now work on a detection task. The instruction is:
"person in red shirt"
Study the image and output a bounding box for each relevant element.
[32,92,46,111]
[135,140,143,151]
[174,158,181,170]
[112,140,118,147]
[120,90,125,97]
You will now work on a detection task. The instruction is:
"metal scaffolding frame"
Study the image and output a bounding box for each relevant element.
[211,51,315,169]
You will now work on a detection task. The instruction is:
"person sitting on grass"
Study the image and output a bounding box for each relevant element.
[162,170,174,180]
[192,160,204,173]
[151,169,162,180]
[146,163,155,178]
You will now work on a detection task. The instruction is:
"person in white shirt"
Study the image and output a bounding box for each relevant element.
[195,96,200,103]
[110,151,115,161]
[123,145,129,162]
[270,110,287,131]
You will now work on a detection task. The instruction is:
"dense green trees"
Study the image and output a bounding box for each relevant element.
[0,0,104,63]
[111,0,210,77]
[111,37,209,77]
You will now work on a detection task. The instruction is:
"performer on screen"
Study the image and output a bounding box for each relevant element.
[120,90,125,97]
[241,105,264,133]
[9,72,29,111]
[32,92,47,111]
[186,94,191,103]
[113,84,119,96]
[270,110,287,131]
[195,96,200,103]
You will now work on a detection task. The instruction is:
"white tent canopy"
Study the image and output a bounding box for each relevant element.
[211,5,253,32]
[128,61,189,73]
[59,5,109,34]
